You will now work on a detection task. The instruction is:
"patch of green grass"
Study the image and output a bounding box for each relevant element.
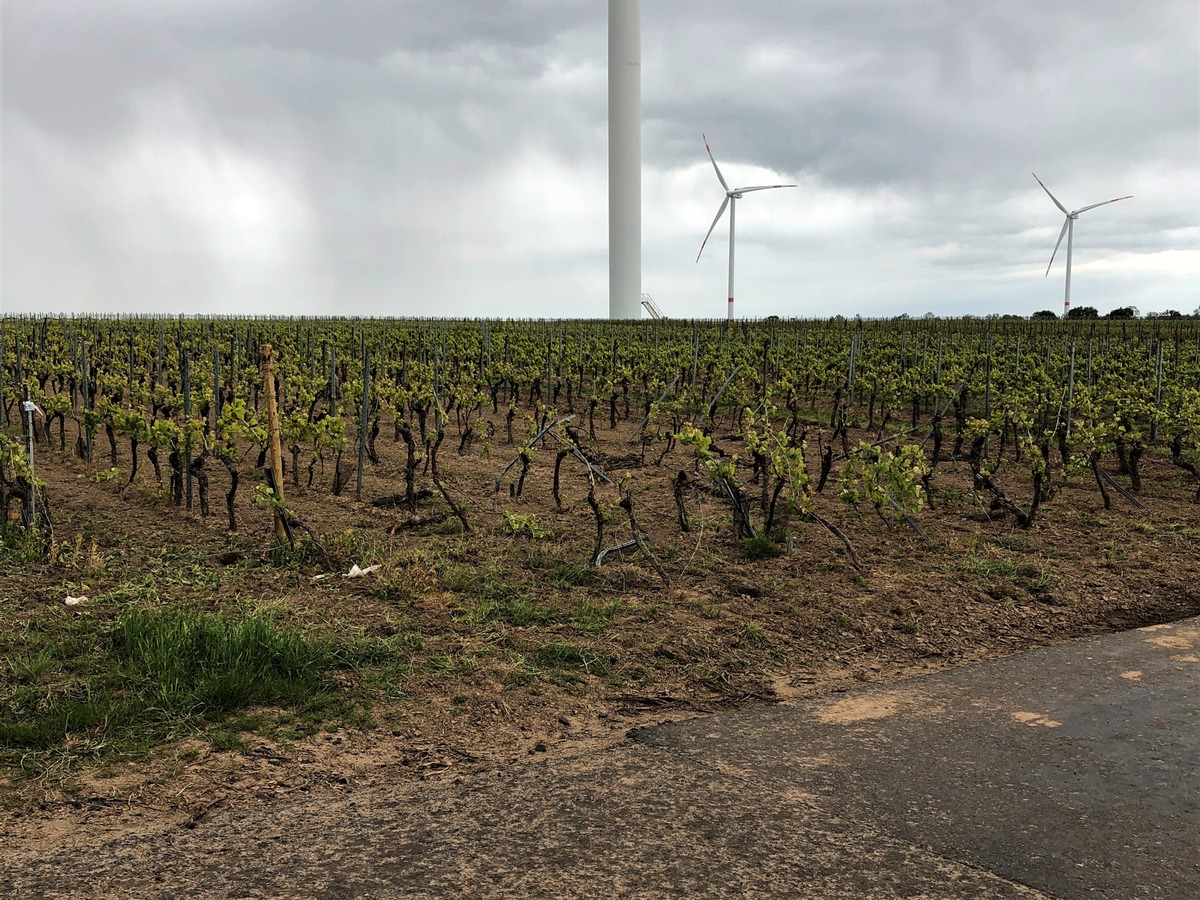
[438,563,479,595]
[4,646,57,681]
[960,554,1021,580]
[424,651,480,678]
[741,621,770,646]
[566,600,624,634]
[453,571,559,628]
[533,641,607,676]
[546,559,596,589]
[114,607,332,716]
[739,535,784,560]
[1026,571,1056,597]
[0,606,344,774]
[462,594,558,628]
[501,650,543,686]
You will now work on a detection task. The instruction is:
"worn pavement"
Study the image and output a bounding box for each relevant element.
[4,618,1196,899]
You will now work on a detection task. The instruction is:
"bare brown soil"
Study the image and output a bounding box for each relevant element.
[3,412,1199,855]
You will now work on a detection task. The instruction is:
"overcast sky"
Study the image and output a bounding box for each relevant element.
[2,1,1197,319]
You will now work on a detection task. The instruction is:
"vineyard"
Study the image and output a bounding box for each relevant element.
[2,315,1200,808]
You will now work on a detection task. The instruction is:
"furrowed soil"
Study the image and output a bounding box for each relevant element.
[3,412,1199,856]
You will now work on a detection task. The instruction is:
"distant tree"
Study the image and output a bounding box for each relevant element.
[1031,310,1058,320]
[1066,306,1099,319]
[1105,306,1138,319]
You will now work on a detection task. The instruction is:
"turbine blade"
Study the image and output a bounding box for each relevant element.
[1074,195,1132,215]
[702,133,729,192]
[1033,173,1069,216]
[734,184,798,193]
[696,196,731,262]
[1045,218,1070,276]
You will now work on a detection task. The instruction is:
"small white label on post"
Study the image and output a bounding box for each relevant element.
[22,401,37,412]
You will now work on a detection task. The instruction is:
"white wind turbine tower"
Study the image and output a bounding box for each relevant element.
[609,0,641,320]
[1033,173,1131,318]
[697,134,795,320]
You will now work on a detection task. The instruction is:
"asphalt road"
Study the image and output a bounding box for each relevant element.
[4,618,1196,899]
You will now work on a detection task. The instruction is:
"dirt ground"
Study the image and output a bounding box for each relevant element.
[2,411,1199,856]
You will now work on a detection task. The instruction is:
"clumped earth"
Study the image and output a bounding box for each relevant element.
[2,414,1198,854]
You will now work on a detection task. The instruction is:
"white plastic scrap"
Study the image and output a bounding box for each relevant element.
[345,564,381,578]
[64,595,88,606]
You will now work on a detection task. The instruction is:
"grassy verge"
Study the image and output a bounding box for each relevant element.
[0,605,353,775]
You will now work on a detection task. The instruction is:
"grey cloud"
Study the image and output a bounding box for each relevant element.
[2,0,1195,317]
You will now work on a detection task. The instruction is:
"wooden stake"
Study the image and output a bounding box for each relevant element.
[262,345,288,545]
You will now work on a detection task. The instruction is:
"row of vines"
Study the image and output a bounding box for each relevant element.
[2,315,1198,573]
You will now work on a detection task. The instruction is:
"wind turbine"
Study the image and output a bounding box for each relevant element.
[1033,173,1131,318]
[697,134,795,320]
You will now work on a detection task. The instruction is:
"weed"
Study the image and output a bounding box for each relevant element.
[0,523,47,563]
[503,511,551,540]
[742,621,769,646]
[432,517,465,536]
[1100,543,1126,568]
[1026,572,1056,596]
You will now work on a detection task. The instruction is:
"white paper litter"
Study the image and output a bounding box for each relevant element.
[64,595,88,606]
[345,564,381,578]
